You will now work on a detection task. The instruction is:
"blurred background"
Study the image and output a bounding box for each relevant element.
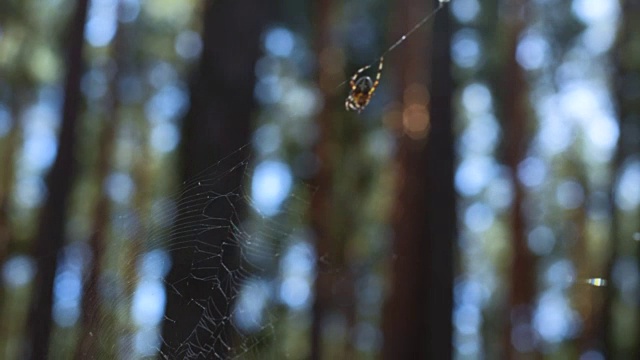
[0,0,639,359]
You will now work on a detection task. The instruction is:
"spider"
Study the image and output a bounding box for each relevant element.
[345,57,384,113]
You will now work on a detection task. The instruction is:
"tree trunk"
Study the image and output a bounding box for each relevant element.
[23,0,89,358]
[0,91,23,358]
[74,5,127,357]
[310,0,335,358]
[500,1,537,358]
[160,0,270,358]
[606,1,640,357]
[382,0,454,358]
[425,4,455,357]
[0,103,19,265]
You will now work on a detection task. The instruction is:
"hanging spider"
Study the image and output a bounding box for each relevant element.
[345,57,384,113]
[341,0,449,112]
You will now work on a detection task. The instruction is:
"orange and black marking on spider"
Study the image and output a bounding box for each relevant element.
[345,57,384,113]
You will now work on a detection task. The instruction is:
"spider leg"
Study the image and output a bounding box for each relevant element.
[369,56,384,95]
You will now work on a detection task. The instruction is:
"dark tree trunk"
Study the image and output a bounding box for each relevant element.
[425,5,455,358]
[310,0,335,359]
[309,0,373,355]
[382,0,454,358]
[500,1,537,358]
[382,1,430,356]
[605,1,640,358]
[160,0,270,358]
[23,0,89,358]
[0,93,22,357]
[310,0,370,355]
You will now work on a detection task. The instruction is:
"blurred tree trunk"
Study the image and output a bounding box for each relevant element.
[310,0,371,357]
[160,0,270,357]
[310,0,335,359]
[382,0,454,358]
[0,105,18,265]
[74,5,127,357]
[500,1,537,358]
[73,92,117,360]
[568,170,593,353]
[425,4,455,357]
[382,0,429,356]
[119,70,152,358]
[0,93,22,357]
[119,107,150,356]
[606,1,640,358]
[23,0,89,358]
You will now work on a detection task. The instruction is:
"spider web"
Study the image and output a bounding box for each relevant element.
[157,148,304,360]
[67,145,310,360]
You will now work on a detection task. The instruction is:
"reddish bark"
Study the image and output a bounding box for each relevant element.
[382,0,454,358]
[501,1,537,358]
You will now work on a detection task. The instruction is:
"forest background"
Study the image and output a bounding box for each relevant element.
[0,0,639,359]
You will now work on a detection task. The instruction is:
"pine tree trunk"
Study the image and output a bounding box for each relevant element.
[0,91,22,358]
[23,0,89,357]
[501,1,537,358]
[310,0,335,358]
[606,1,640,357]
[160,0,270,357]
[74,6,127,356]
[382,0,454,358]
[425,4,455,357]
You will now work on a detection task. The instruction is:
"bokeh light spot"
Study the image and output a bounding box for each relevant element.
[251,160,293,216]
[2,255,36,288]
[265,27,294,58]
